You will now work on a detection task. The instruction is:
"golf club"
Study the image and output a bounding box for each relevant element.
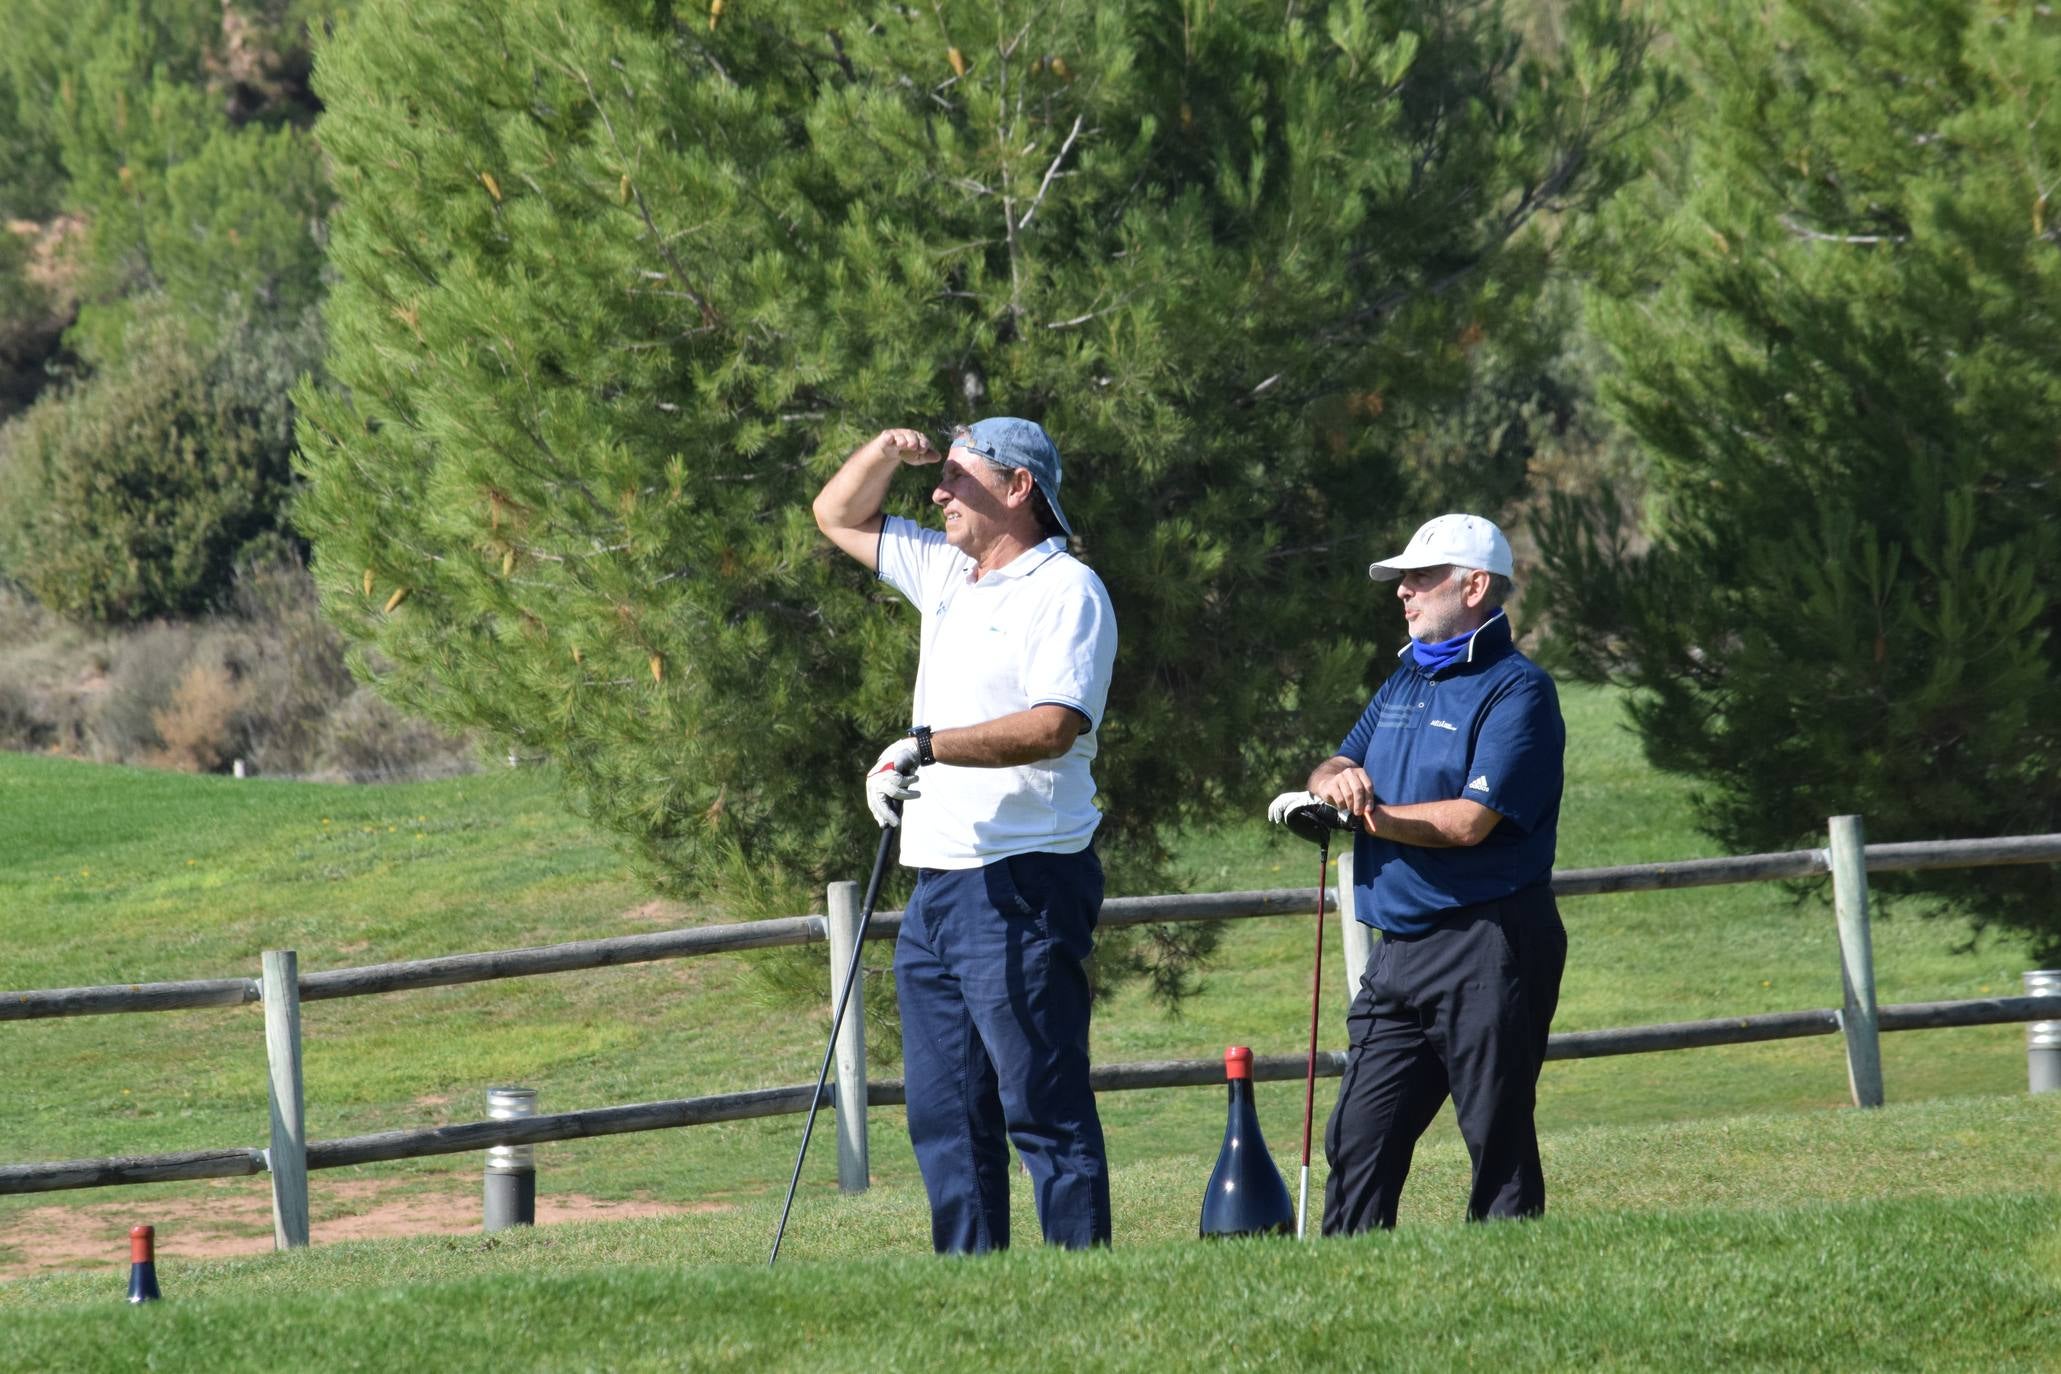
[1299,827,1328,1240]
[768,807,899,1267]
[1279,797,1353,1240]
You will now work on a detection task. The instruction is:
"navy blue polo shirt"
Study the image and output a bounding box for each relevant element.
[1337,611,1564,935]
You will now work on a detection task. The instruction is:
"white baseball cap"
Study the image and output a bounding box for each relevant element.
[1368,513,1514,581]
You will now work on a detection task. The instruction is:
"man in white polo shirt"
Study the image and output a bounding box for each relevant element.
[812,416,1117,1253]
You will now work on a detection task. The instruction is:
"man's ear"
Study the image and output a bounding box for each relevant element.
[1007,467,1037,508]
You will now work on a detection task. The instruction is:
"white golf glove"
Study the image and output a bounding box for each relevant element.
[1267,790,1327,825]
[1267,789,1353,844]
[866,737,923,828]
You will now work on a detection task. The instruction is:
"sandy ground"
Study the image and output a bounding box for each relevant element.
[0,1178,726,1282]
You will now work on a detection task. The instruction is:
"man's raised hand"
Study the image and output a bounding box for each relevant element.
[876,428,942,465]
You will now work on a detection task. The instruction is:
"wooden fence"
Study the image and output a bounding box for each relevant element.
[5,816,2060,1253]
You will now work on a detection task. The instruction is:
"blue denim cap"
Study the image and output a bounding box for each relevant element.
[953,416,1073,537]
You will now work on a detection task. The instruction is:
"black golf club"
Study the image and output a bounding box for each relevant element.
[1281,798,1352,1238]
[769,807,899,1267]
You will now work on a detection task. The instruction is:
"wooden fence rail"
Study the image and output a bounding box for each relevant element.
[5,821,2060,1248]
[11,832,2060,1023]
[7,991,2059,1198]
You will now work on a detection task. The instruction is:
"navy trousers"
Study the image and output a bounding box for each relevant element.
[1322,885,1566,1233]
[894,848,1111,1254]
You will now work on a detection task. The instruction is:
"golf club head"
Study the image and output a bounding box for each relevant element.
[1283,802,1353,846]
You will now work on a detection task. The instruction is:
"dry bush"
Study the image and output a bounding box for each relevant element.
[220,552,356,775]
[0,588,106,754]
[148,659,246,772]
[0,677,50,749]
[85,623,201,763]
[313,685,478,783]
[0,579,42,641]
[0,585,61,748]
[215,552,474,780]
[0,561,478,780]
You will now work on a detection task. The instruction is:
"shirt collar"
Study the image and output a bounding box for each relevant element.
[965,536,1070,583]
[1394,608,1513,673]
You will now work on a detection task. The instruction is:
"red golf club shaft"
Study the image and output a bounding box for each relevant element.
[1299,833,1329,1237]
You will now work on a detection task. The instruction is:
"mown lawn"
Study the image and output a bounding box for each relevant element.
[1,684,2050,1314]
[3,1095,2057,1370]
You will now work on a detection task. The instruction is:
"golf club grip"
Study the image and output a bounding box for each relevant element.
[769,813,899,1266]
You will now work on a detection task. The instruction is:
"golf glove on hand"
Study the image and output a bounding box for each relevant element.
[1266,790,1353,845]
[866,737,923,828]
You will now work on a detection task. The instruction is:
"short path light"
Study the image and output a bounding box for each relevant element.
[2027,972,2061,1095]
[484,1087,537,1232]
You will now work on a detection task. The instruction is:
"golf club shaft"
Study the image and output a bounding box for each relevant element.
[768,817,898,1267]
[1298,832,1329,1240]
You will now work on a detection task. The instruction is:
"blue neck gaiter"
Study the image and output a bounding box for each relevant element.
[1411,614,1498,675]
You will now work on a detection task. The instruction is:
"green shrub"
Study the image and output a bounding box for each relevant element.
[0,228,58,422]
[0,307,305,624]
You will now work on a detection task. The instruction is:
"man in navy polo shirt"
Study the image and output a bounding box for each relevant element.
[1269,513,1566,1231]
[812,417,1116,1254]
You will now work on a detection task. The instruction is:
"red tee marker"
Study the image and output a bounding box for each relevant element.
[127,1225,160,1304]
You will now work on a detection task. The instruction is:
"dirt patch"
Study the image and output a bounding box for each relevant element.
[620,899,696,925]
[0,1177,730,1281]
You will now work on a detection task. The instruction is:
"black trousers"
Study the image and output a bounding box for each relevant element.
[1322,885,1566,1233]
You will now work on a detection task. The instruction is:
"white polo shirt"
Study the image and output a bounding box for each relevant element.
[876,515,1117,870]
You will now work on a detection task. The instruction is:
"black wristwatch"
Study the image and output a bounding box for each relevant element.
[908,725,935,767]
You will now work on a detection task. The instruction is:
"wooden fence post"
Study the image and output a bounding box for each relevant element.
[1828,816,1884,1108]
[260,950,310,1247]
[825,881,869,1193]
[1335,847,1372,1008]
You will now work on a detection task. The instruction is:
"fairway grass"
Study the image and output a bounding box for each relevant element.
[3,1096,2058,1371]
[3,1199,2055,1372]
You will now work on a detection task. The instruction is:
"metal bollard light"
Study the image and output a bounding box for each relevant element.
[484,1087,538,1232]
[2028,971,2061,1095]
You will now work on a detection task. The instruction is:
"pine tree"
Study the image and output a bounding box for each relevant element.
[297,0,1662,943]
[38,5,332,360]
[0,2,337,615]
[1533,0,2061,953]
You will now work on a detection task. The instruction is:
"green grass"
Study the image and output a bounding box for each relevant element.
[3,1098,2058,1369]
[2,683,2054,1366]
[3,1199,2056,1372]
[7,1199,2052,1373]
